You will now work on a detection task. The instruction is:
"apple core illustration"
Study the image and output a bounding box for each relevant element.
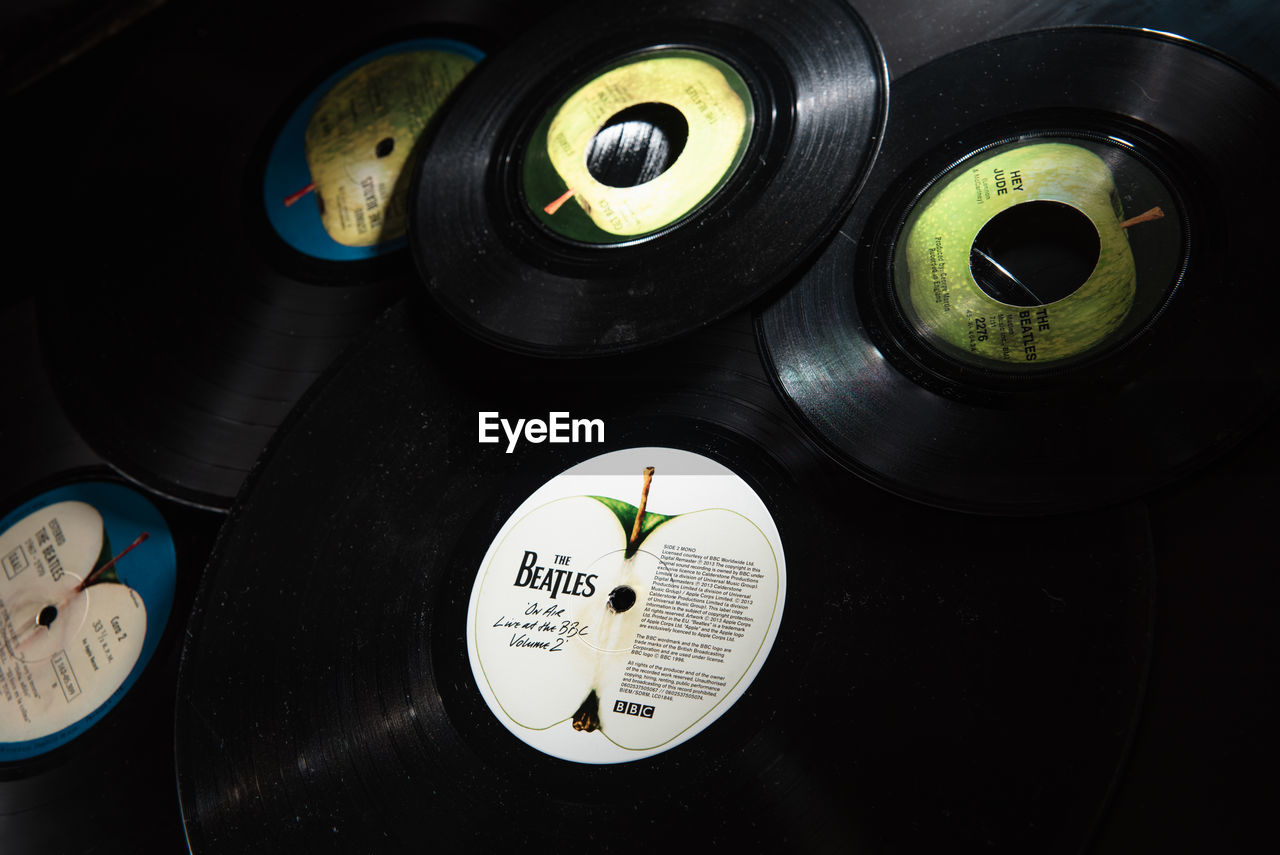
[466,447,784,764]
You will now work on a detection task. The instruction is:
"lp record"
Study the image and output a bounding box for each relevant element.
[759,27,1280,513]
[410,0,887,355]
[40,10,502,510]
[1,474,210,852]
[176,301,1154,852]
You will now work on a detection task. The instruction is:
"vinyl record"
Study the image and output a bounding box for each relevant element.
[0,473,217,852]
[848,0,1280,84]
[175,299,1154,853]
[0,300,101,502]
[36,1,543,510]
[759,27,1280,514]
[409,0,887,356]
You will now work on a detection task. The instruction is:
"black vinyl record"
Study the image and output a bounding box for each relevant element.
[175,298,1154,853]
[35,1,546,511]
[2,235,215,855]
[758,27,1280,514]
[0,300,101,502]
[0,468,218,852]
[409,0,887,356]
[850,0,1280,84]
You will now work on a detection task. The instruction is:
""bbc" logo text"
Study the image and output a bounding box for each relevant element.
[613,700,655,718]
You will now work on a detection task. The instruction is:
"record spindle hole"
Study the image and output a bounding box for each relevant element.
[36,604,58,628]
[586,102,689,188]
[969,200,1100,306]
[375,137,394,158]
[520,49,761,247]
[606,584,637,613]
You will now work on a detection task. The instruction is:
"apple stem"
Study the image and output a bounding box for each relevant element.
[76,532,149,592]
[543,187,576,215]
[628,467,656,552]
[1120,206,1164,229]
[283,182,317,207]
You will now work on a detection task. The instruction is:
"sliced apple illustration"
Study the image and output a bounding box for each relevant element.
[0,501,147,747]
[897,141,1149,364]
[536,53,750,238]
[469,454,783,764]
[303,50,476,247]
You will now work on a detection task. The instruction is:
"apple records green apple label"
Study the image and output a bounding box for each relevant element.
[262,39,484,260]
[523,50,754,244]
[0,484,176,760]
[467,447,784,764]
[893,138,1179,367]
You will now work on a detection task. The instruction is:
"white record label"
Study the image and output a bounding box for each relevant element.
[0,502,146,744]
[466,447,784,764]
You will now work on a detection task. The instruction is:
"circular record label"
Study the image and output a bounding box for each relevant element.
[467,447,784,764]
[262,38,484,260]
[0,483,176,761]
[892,137,1181,368]
[522,50,754,243]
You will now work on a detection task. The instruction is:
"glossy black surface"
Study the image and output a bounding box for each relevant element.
[175,300,1155,852]
[2,1,1276,851]
[409,0,887,356]
[759,28,1280,514]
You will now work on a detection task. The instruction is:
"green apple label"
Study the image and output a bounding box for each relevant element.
[303,50,476,247]
[0,502,146,743]
[467,447,784,764]
[524,51,753,243]
[896,141,1159,365]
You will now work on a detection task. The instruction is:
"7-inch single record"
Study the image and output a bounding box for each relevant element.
[37,2,534,510]
[409,0,887,356]
[175,300,1154,853]
[759,26,1280,514]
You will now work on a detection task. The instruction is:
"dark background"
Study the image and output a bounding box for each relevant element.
[2,0,1277,851]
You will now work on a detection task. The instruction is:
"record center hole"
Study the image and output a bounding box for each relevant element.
[36,605,57,628]
[969,200,1101,306]
[375,137,394,158]
[607,585,637,613]
[586,102,688,188]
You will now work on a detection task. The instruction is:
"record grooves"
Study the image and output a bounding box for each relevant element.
[759,26,1280,514]
[175,300,1156,852]
[3,1,1276,852]
[35,6,535,511]
[1,470,220,853]
[410,0,887,356]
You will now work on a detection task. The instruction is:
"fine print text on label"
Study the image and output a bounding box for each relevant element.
[478,412,605,453]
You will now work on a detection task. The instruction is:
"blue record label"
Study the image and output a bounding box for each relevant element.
[261,38,483,261]
[0,482,177,761]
